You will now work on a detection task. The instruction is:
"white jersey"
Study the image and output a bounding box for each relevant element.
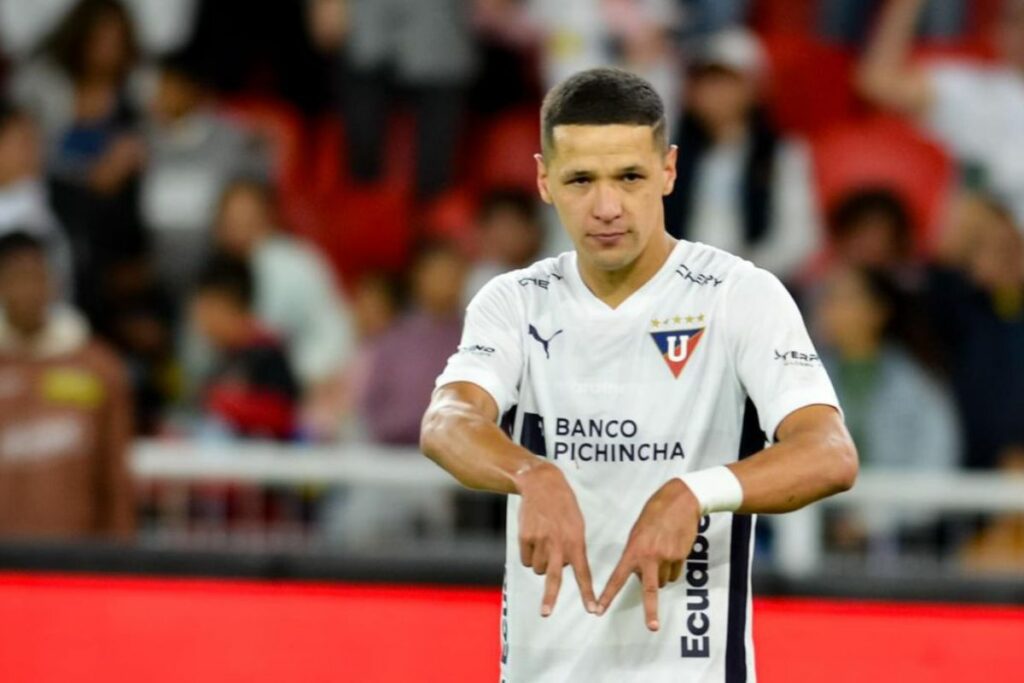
[435,240,839,683]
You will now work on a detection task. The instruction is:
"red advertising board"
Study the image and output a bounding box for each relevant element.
[0,573,1020,682]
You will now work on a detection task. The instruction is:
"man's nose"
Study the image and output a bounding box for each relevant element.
[591,182,623,223]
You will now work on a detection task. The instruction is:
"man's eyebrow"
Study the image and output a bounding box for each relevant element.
[559,168,594,181]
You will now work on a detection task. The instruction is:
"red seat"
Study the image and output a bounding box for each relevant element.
[760,33,858,136]
[812,115,954,253]
[475,107,541,193]
[320,184,413,288]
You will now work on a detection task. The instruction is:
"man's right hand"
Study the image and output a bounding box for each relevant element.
[514,461,598,617]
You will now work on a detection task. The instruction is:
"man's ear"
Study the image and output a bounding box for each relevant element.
[535,153,553,204]
[662,144,678,196]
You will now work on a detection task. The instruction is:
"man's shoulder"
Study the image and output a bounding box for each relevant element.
[673,240,756,290]
[476,253,572,301]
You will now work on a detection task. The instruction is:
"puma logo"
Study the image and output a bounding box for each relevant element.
[528,325,563,359]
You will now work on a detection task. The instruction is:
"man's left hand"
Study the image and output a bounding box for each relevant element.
[596,478,702,631]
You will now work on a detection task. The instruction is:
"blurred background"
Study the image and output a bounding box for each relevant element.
[0,0,1021,680]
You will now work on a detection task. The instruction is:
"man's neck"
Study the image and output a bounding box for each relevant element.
[578,232,677,309]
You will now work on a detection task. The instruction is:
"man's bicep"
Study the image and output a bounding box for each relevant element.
[432,381,502,423]
[774,404,844,444]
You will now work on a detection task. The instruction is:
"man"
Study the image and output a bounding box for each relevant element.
[0,231,133,538]
[142,51,265,294]
[191,255,299,441]
[858,0,1024,224]
[214,177,354,397]
[420,68,857,681]
[463,188,544,306]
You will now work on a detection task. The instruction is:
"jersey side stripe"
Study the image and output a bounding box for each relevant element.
[726,399,765,683]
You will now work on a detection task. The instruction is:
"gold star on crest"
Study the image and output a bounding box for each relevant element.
[651,319,661,328]
[697,314,705,323]
[685,315,694,324]
[672,315,682,324]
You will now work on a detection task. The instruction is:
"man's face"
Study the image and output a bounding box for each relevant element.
[536,124,677,273]
[216,187,271,257]
[190,292,244,350]
[0,250,51,335]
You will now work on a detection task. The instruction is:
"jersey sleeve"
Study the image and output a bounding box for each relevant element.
[724,267,840,441]
[434,275,524,417]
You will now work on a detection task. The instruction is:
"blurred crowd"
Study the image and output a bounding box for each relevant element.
[0,0,1021,570]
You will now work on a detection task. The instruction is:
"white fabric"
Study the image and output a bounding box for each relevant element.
[253,236,355,387]
[688,137,820,281]
[526,0,682,131]
[0,305,88,358]
[925,62,1024,225]
[435,239,839,682]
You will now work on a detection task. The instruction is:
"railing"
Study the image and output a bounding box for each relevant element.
[133,441,1024,577]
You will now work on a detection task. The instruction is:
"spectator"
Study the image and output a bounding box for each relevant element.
[0,0,199,59]
[463,188,543,304]
[665,29,821,281]
[214,179,353,387]
[814,266,959,552]
[815,266,958,471]
[0,102,73,294]
[925,195,1024,469]
[214,178,355,440]
[190,255,298,441]
[482,0,682,127]
[339,0,476,199]
[827,187,915,272]
[8,0,148,325]
[142,52,266,295]
[360,241,466,445]
[0,231,134,538]
[858,0,1024,225]
[335,272,403,440]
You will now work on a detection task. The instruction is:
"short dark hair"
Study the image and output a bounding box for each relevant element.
[540,68,667,158]
[195,254,254,309]
[44,0,138,83]
[829,187,913,254]
[477,188,538,227]
[0,231,46,269]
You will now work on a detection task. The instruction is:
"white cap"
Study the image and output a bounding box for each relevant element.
[691,28,767,80]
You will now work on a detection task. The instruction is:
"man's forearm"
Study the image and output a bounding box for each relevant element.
[420,390,546,495]
[726,408,857,514]
[858,0,930,111]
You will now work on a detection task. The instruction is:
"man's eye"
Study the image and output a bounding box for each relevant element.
[569,177,590,186]
[622,173,644,183]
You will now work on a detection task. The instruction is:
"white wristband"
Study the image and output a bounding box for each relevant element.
[678,466,744,515]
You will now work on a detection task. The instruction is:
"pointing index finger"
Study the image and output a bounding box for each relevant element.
[641,561,660,631]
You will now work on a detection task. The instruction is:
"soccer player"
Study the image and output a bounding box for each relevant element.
[420,68,857,682]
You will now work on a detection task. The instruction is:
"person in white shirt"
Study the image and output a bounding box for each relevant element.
[859,0,1024,225]
[214,178,355,395]
[665,28,821,282]
[421,68,857,682]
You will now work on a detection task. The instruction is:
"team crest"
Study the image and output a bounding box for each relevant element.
[649,314,706,379]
